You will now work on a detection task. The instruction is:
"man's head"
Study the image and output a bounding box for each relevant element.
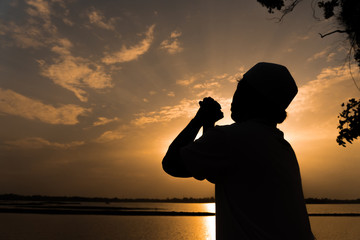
[231,62,297,124]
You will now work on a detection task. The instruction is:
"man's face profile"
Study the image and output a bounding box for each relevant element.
[230,82,246,123]
[231,78,257,123]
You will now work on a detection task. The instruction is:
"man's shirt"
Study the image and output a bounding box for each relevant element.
[181,120,314,240]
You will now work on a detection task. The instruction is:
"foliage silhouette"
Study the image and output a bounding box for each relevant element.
[337,98,360,146]
[257,0,360,146]
[257,0,360,68]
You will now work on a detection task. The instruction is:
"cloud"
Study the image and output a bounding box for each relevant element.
[102,25,155,64]
[131,95,232,128]
[93,117,120,126]
[326,52,336,62]
[96,130,125,143]
[42,55,112,102]
[298,35,310,41]
[26,0,50,17]
[176,76,197,86]
[176,71,230,98]
[88,9,116,30]
[279,64,360,142]
[288,65,357,114]
[4,137,84,149]
[307,49,328,62]
[62,17,74,26]
[94,68,244,142]
[170,31,182,38]
[160,30,183,54]
[41,39,113,102]
[306,47,336,62]
[176,69,241,87]
[131,99,198,126]
[193,82,220,89]
[25,0,57,37]
[26,0,51,26]
[0,21,47,49]
[0,0,57,48]
[2,1,114,103]
[214,73,229,79]
[230,66,247,82]
[0,88,90,125]
[167,91,175,97]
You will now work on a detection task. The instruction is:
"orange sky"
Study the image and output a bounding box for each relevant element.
[0,0,360,199]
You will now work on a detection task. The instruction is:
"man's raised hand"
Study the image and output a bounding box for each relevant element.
[194,97,224,126]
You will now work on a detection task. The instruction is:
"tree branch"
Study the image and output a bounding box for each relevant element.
[278,0,302,22]
[319,30,347,38]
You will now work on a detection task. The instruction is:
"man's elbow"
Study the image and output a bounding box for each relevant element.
[162,157,192,178]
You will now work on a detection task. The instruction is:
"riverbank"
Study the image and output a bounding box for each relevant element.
[1,202,359,217]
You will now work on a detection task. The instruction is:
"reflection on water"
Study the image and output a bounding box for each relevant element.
[204,203,216,214]
[204,203,216,240]
[306,204,360,214]
[0,213,215,240]
[204,216,216,240]
[310,217,360,240]
[1,203,360,240]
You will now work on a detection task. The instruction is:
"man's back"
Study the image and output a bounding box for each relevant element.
[163,63,315,239]
[181,120,314,239]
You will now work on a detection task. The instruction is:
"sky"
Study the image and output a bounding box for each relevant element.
[0,0,360,199]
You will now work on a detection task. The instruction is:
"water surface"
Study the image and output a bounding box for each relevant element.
[1,203,360,240]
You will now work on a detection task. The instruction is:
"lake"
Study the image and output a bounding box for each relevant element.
[1,203,360,240]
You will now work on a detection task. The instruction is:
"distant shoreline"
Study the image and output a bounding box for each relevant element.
[1,208,360,217]
[1,194,360,217]
[0,194,215,203]
[0,208,216,216]
[1,194,360,204]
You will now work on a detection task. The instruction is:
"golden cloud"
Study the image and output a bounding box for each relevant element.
[288,64,358,114]
[96,130,125,143]
[306,47,334,62]
[0,88,90,125]
[0,22,46,48]
[160,30,183,54]
[0,0,58,48]
[42,56,112,102]
[102,24,155,64]
[176,76,197,86]
[25,0,55,34]
[131,99,198,126]
[4,137,84,149]
[93,117,120,127]
[167,91,175,97]
[131,96,232,128]
[41,39,113,102]
[88,9,117,30]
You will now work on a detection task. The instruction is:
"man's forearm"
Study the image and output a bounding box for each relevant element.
[162,118,202,177]
[170,118,202,148]
[162,97,222,178]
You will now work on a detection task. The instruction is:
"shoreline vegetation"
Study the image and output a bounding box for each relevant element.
[0,194,215,203]
[1,194,360,217]
[0,194,216,216]
[1,194,360,204]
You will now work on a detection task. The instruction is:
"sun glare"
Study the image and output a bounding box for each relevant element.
[204,203,216,240]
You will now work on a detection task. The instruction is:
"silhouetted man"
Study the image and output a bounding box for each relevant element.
[162,62,315,240]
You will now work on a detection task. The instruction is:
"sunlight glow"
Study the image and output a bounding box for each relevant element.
[204,203,216,240]
[204,216,216,240]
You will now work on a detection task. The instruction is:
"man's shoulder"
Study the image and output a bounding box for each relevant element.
[214,121,284,141]
[202,123,253,144]
[214,121,261,133]
[211,123,241,135]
